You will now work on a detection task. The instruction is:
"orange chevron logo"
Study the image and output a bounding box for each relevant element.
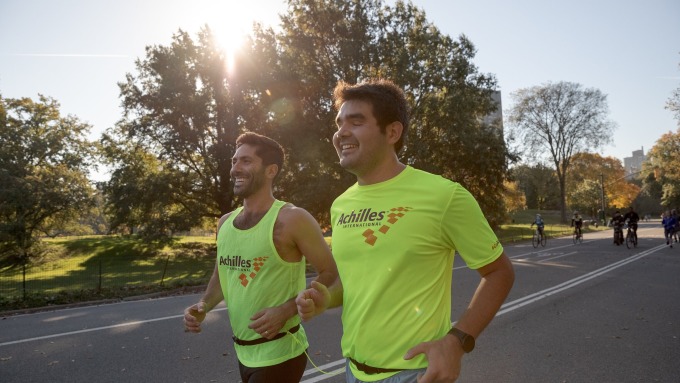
[363,207,412,246]
[238,256,269,287]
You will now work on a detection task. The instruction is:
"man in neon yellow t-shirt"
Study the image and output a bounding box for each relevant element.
[297,79,515,382]
[183,132,338,383]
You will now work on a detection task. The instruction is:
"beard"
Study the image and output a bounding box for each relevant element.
[233,169,266,198]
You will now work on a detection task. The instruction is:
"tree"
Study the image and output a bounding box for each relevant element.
[269,0,511,226]
[503,180,526,214]
[510,164,560,211]
[643,128,680,208]
[101,130,200,238]
[568,179,603,218]
[637,172,664,216]
[107,0,513,233]
[507,81,616,222]
[666,60,680,127]
[566,152,640,216]
[0,95,95,267]
[112,28,241,223]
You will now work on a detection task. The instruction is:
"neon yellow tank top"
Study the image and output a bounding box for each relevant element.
[217,200,308,367]
[331,166,503,381]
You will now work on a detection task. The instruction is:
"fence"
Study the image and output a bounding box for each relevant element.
[0,253,214,302]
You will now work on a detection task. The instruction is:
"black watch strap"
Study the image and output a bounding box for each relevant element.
[448,327,475,353]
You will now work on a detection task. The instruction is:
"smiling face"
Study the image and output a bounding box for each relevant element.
[333,99,394,178]
[230,144,267,198]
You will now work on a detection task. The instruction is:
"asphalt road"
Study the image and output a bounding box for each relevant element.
[1,221,678,383]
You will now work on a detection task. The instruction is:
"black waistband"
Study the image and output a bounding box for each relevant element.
[232,324,300,346]
[348,357,404,375]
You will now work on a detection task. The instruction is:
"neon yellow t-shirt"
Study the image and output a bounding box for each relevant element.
[330,166,503,381]
[217,200,308,367]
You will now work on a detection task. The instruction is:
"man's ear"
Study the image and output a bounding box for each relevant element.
[385,121,403,146]
[265,164,279,180]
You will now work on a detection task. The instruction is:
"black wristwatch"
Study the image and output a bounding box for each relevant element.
[448,327,475,353]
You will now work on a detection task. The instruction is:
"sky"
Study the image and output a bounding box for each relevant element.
[1,0,679,181]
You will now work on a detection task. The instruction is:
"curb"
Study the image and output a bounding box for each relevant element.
[0,285,208,317]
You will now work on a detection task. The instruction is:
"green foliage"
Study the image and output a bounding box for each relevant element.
[510,164,561,210]
[643,128,680,208]
[274,0,511,226]
[100,134,200,239]
[568,179,602,217]
[0,95,95,266]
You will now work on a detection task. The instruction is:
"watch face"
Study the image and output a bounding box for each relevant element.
[462,335,475,352]
[450,327,475,353]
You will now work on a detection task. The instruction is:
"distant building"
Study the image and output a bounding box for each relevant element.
[483,91,503,131]
[623,147,646,178]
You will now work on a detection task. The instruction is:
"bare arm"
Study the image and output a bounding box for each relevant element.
[453,252,515,338]
[289,208,338,289]
[250,207,341,336]
[292,211,343,320]
[183,262,225,333]
[183,214,230,333]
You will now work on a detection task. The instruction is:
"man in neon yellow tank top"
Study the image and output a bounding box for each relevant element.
[183,132,338,383]
[297,80,515,382]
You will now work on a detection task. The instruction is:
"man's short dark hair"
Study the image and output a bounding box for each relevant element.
[236,132,285,176]
[332,79,410,153]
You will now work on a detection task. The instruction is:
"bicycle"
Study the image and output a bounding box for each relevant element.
[625,224,638,249]
[532,228,546,248]
[572,226,583,244]
[613,223,624,246]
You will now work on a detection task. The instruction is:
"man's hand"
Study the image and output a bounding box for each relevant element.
[183,301,208,333]
[248,305,291,339]
[295,280,330,321]
[403,334,463,383]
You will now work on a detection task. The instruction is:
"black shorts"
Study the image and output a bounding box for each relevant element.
[238,351,308,383]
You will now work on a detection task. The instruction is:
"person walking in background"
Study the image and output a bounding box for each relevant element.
[183,132,338,383]
[571,212,583,238]
[672,209,680,243]
[662,210,677,248]
[296,79,515,383]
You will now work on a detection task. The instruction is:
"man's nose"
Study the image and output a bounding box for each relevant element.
[335,123,350,138]
[231,161,241,173]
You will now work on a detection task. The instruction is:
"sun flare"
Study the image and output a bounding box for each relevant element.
[213,23,247,75]
[203,3,259,75]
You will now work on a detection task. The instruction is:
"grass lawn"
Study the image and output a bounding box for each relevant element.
[0,236,216,310]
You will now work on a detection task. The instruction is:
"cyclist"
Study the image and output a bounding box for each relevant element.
[623,206,640,238]
[609,211,625,245]
[662,210,677,248]
[571,212,583,239]
[531,214,545,240]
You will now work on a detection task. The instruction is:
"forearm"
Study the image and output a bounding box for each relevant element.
[455,255,514,337]
[312,267,337,294]
[277,297,298,320]
[200,265,224,312]
[325,276,344,309]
